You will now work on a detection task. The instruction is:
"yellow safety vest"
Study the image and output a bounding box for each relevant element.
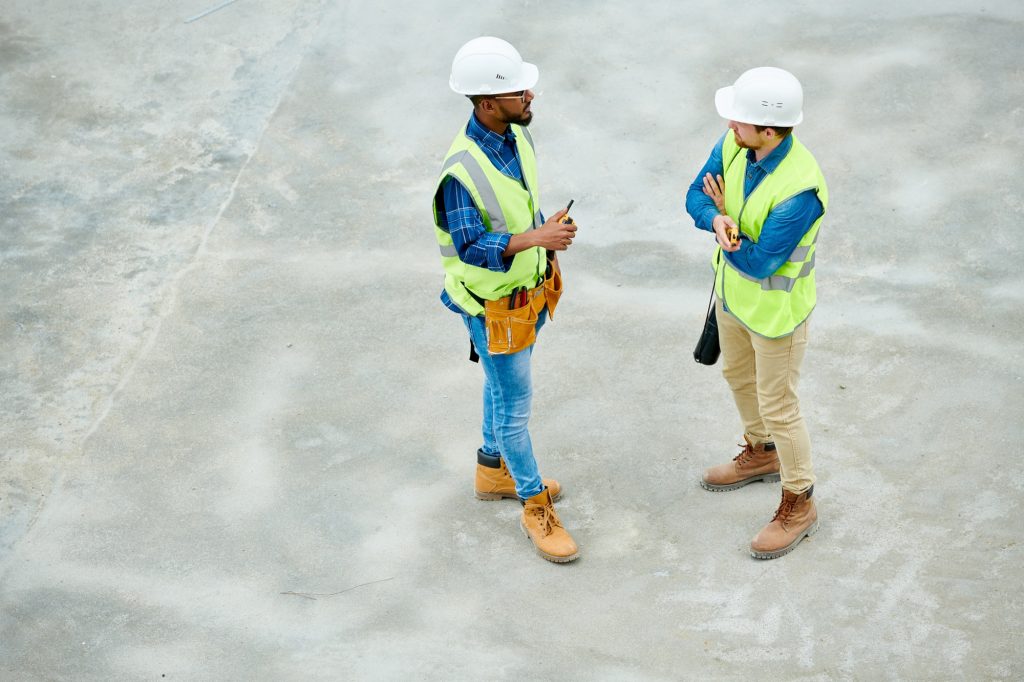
[433,123,544,317]
[714,131,829,337]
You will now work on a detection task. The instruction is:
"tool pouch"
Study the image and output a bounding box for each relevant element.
[694,251,721,366]
[484,287,545,355]
[693,301,721,365]
[543,254,564,319]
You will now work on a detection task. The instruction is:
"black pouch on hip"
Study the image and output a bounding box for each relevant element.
[693,251,721,365]
[693,295,721,365]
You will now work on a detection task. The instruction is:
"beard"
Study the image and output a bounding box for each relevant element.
[509,110,533,127]
[499,103,532,127]
[732,131,764,151]
[733,135,755,149]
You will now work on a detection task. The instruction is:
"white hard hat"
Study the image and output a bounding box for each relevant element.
[715,67,804,127]
[449,36,539,96]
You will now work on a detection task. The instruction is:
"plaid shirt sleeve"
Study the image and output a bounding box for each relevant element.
[440,177,513,272]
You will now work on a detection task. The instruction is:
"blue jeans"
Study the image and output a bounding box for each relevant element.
[462,308,548,500]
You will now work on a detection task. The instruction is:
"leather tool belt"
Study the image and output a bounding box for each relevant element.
[482,255,564,356]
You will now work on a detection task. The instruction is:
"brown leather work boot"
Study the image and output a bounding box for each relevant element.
[750,486,819,560]
[701,437,780,491]
[521,489,579,563]
[474,450,561,501]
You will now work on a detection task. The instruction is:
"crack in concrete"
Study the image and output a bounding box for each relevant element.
[0,6,327,579]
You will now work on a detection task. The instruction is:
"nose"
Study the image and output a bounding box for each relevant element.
[524,89,535,104]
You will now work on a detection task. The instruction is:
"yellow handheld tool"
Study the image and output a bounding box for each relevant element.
[726,224,739,247]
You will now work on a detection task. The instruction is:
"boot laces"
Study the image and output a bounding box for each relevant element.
[771,495,797,525]
[526,502,562,537]
[733,442,755,465]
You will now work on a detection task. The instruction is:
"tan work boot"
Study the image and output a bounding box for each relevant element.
[750,486,819,560]
[520,489,579,563]
[701,437,780,491]
[474,450,561,501]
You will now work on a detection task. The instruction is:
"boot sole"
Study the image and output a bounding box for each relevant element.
[750,519,819,560]
[701,472,780,492]
[519,520,579,563]
[475,489,562,502]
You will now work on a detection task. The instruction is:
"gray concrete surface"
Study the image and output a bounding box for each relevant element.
[2,1,1022,679]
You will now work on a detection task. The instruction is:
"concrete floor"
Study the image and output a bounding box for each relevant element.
[2,1,1022,679]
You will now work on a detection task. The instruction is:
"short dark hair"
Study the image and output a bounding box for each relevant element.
[468,94,487,107]
[754,124,792,139]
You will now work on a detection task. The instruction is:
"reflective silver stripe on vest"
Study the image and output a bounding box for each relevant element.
[727,253,815,292]
[518,126,535,152]
[513,129,540,228]
[787,227,821,263]
[788,245,811,263]
[441,152,508,233]
[439,244,458,257]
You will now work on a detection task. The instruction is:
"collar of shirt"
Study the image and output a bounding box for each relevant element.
[745,133,794,174]
[467,112,517,155]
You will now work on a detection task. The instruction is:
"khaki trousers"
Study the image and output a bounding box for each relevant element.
[716,298,814,493]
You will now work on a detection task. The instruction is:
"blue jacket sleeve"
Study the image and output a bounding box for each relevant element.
[685,133,727,233]
[439,177,513,272]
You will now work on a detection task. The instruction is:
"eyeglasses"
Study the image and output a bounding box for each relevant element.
[491,90,531,103]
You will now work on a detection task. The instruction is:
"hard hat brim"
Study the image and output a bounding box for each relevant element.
[714,85,740,121]
[449,77,472,95]
[714,84,803,126]
[515,61,539,92]
[449,61,539,96]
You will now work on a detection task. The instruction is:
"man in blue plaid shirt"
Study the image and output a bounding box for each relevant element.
[432,37,580,563]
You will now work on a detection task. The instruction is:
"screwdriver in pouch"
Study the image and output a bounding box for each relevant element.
[508,286,521,310]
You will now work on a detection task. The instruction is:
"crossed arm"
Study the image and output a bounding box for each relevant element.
[684,136,824,280]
